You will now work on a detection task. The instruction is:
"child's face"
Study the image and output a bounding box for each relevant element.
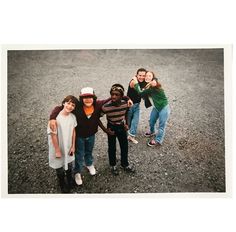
[145,72,153,83]
[83,97,94,107]
[111,90,122,103]
[137,71,146,82]
[63,101,76,113]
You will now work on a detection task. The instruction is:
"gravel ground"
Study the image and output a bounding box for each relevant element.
[7,48,225,194]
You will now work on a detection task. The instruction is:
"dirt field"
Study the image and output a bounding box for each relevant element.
[7,48,225,194]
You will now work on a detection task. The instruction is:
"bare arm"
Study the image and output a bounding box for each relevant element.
[98,119,115,136]
[50,133,62,158]
[69,128,76,156]
[124,109,129,131]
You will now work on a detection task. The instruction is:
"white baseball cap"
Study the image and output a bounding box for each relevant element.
[79,87,95,97]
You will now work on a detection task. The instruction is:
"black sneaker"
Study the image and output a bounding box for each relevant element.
[111,166,119,176]
[147,139,161,147]
[123,164,135,173]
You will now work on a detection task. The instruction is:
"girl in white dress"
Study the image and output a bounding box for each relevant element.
[47,95,77,193]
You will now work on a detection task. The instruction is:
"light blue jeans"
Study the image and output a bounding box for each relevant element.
[149,104,170,144]
[127,103,140,136]
[74,135,95,174]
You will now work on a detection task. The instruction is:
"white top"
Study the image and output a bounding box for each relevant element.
[47,112,77,170]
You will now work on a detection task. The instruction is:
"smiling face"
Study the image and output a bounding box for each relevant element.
[63,100,76,113]
[145,71,154,83]
[82,97,94,107]
[137,71,146,82]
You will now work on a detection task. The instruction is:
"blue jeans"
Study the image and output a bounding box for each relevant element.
[149,104,170,144]
[74,135,95,174]
[127,103,140,136]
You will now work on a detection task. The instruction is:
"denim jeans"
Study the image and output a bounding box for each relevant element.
[107,123,129,167]
[127,103,140,136]
[149,104,170,144]
[74,135,95,174]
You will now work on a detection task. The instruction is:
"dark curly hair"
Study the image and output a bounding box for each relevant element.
[136,68,147,74]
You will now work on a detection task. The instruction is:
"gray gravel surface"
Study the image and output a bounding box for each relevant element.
[7,49,225,194]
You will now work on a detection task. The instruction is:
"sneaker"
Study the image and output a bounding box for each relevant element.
[123,164,135,173]
[127,135,138,144]
[86,165,96,175]
[75,173,83,186]
[111,166,119,176]
[147,139,161,147]
[144,131,155,137]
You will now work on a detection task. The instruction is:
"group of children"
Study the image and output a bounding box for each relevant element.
[47,68,170,193]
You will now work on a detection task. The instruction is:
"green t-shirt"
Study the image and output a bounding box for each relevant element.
[134,83,168,111]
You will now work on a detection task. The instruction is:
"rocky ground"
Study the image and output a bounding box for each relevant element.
[7,48,225,194]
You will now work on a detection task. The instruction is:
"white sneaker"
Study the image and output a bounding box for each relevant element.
[86,165,96,175]
[128,135,138,144]
[75,173,83,186]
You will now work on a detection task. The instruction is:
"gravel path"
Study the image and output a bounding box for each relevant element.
[7,49,225,194]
